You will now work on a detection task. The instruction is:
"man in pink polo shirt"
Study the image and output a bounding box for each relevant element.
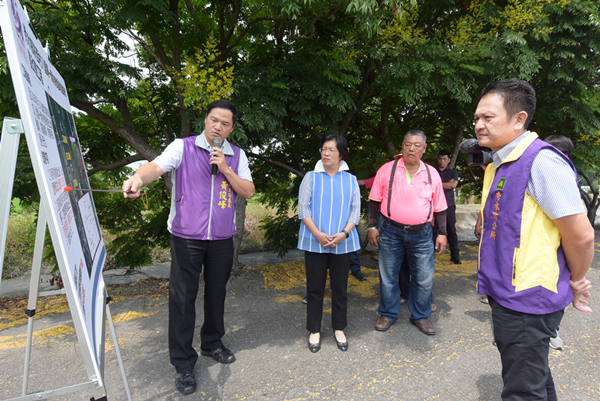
[367,130,448,335]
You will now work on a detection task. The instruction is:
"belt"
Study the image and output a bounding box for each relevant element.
[389,219,428,232]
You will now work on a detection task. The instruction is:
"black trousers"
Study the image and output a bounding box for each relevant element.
[434,204,459,259]
[305,251,350,333]
[399,256,410,300]
[168,235,233,373]
[433,205,460,260]
[489,296,564,401]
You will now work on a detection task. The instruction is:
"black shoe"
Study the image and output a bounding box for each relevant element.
[351,270,367,281]
[201,347,236,364]
[308,334,321,353]
[451,256,462,264]
[175,371,197,395]
[334,331,348,352]
[302,296,308,304]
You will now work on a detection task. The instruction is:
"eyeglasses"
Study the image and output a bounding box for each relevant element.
[403,142,424,150]
[319,148,339,154]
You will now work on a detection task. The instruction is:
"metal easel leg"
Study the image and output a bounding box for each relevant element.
[105,294,133,401]
[0,118,24,280]
[22,203,48,396]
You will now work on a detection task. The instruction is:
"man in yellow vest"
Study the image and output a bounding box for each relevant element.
[475,78,594,400]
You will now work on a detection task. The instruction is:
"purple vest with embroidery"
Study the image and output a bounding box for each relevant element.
[171,136,241,240]
[478,138,575,314]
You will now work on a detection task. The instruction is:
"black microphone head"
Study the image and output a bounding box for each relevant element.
[213,136,223,149]
[459,138,491,154]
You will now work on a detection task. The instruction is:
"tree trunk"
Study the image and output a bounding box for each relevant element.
[449,124,466,169]
[232,197,247,275]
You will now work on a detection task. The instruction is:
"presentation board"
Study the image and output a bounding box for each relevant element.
[1,0,107,387]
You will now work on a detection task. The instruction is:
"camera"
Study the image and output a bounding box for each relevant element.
[468,151,493,166]
[459,139,493,167]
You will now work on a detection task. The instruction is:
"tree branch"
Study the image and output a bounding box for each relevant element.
[70,99,160,161]
[293,3,345,40]
[125,30,171,72]
[247,152,305,178]
[85,154,146,176]
[221,16,278,59]
[182,0,208,35]
[355,111,378,131]
[339,65,373,136]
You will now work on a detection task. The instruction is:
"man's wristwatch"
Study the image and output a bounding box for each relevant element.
[367,227,377,232]
[342,229,350,238]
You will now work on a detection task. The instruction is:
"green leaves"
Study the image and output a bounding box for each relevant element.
[2,0,599,260]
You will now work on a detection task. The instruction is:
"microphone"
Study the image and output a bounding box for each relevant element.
[212,137,223,175]
[459,138,491,154]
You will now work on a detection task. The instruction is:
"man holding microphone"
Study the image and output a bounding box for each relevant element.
[123,99,254,395]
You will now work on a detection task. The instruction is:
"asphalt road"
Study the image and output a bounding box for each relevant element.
[1,237,599,400]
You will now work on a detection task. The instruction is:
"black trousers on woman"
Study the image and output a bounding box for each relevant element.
[305,251,351,333]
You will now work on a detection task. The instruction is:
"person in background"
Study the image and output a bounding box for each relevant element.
[297,134,361,353]
[474,79,593,400]
[543,134,576,351]
[122,99,254,395]
[544,135,573,158]
[435,149,461,264]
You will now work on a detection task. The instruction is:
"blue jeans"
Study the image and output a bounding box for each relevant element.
[377,214,434,323]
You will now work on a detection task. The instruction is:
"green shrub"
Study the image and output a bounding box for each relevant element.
[2,199,46,279]
[259,213,300,258]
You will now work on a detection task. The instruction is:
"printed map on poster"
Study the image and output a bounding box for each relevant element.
[0,0,106,382]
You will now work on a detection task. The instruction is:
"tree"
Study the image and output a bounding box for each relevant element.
[2,0,599,262]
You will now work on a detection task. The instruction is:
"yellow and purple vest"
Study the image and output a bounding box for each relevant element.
[478,133,575,314]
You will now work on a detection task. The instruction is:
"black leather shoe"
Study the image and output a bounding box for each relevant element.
[201,347,236,364]
[334,331,348,352]
[351,270,367,281]
[451,256,462,264]
[308,334,321,353]
[175,370,197,395]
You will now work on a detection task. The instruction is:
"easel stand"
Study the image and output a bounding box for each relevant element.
[0,119,132,401]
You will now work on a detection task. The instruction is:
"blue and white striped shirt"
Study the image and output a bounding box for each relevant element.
[297,160,361,254]
[492,131,584,220]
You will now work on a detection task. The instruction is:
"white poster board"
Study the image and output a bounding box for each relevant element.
[0,0,107,386]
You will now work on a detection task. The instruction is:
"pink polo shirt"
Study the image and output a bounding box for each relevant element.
[368,158,447,225]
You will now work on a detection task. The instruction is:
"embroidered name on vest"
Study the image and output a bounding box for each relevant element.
[218,181,233,209]
[490,191,501,241]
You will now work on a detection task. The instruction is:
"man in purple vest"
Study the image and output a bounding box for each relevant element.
[123,99,254,395]
[474,79,594,400]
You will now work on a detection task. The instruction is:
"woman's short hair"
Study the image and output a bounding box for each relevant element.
[319,134,349,160]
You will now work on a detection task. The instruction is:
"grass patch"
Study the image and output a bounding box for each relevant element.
[240,200,278,252]
[2,200,54,279]
[2,198,283,279]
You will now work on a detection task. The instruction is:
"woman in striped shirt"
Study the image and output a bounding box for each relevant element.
[297,134,361,353]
